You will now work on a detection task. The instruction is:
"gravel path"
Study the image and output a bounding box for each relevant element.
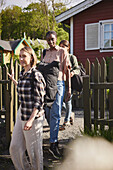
[43,109,84,169]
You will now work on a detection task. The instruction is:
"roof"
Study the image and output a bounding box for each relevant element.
[0,39,22,51]
[0,40,12,51]
[37,38,48,48]
[0,38,31,52]
[55,0,102,23]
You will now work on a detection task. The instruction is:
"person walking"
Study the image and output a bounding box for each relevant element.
[8,46,46,170]
[41,31,71,159]
[59,40,80,130]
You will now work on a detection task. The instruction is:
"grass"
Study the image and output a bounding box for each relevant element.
[80,126,113,142]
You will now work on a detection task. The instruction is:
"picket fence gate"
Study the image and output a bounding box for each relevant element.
[84,57,113,131]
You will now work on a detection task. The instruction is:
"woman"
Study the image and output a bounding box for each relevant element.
[41,31,71,159]
[59,40,80,130]
[8,46,46,170]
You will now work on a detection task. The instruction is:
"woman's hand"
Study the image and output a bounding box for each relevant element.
[7,72,18,86]
[24,120,33,131]
[23,108,38,131]
[70,71,74,77]
[65,90,71,102]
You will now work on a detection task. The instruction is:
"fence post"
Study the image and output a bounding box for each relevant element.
[83,75,91,131]
[9,58,14,139]
[108,58,113,128]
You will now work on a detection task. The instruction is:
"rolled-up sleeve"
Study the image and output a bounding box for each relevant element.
[63,49,71,74]
[33,71,46,110]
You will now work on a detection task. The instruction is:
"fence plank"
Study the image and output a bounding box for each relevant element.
[90,83,113,89]
[100,58,106,129]
[14,60,18,123]
[0,66,2,113]
[3,65,10,144]
[9,58,14,138]
[83,76,91,130]
[5,82,10,145]
[108,58,113,128]
[85,59,90,75]
[94,58,100,129]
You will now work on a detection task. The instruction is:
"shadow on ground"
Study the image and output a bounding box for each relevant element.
[0,124,72,170]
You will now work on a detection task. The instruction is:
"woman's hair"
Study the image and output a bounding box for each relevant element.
[46,31,57,38]
[20,46,37,67]
[59,40,70,52]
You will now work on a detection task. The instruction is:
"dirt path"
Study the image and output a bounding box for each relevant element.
[43,109,84,169]
[0,109,84,170]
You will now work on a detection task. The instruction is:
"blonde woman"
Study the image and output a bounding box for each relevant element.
[8,46,46,170]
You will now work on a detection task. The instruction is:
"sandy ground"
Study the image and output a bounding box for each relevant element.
[0,109,84,170]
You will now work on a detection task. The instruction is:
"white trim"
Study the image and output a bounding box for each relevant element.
[70,17,73,54]
[99,19,113,51]
[100,49,113,52]
[55,0,102,23]
[100,19,113,24]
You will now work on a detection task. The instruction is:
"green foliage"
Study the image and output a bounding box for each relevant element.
[13,54,19,63]
[105,56,113,75]
[55,24,69,45]
[81,126,113,142]
[0,1,69,40]
[1,6,22,39]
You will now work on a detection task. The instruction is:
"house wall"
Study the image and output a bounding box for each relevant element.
[0,49,3,63]
[73,0,113,65]
[4,51,11,64]
[15,43,26,55]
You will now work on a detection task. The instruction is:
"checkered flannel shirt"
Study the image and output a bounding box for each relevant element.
[17,67,46,121]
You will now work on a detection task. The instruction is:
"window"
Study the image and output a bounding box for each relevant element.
[85,23,100,50]
[101,21,113,51]
[85,19,113,52]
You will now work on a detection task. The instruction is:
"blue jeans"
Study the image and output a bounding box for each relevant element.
[45,80,65,143]
[64,93,73,122]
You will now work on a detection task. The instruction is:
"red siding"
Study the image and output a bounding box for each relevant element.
[73,0,113,65]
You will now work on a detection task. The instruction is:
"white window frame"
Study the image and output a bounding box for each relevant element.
[85,19,113,52]
[100,19,113,52]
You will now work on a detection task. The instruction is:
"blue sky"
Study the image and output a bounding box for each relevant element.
[3,0,84,9]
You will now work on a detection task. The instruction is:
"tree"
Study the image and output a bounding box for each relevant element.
[0,0,5,7]
[0,0,70,41]
[1,6,22,40]
[0,0,6,39]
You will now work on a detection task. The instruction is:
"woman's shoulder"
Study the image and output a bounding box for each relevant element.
[31,67,42,79]
[69,53,77,58]
[32,68,46,86]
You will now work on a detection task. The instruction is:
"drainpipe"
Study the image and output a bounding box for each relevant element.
[70,17,73,54]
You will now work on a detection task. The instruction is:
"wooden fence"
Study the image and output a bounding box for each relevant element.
[0,58,21,145]
[83,57,113,131]
[1,57,113,145]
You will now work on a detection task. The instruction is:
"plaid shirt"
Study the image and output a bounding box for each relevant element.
[17,67,46,121]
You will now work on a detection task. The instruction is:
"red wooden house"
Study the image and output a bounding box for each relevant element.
[55,0,113,65]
